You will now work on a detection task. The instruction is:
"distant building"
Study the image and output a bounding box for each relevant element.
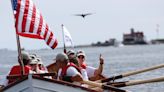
[92,38,117,46]
[122,28,147,45]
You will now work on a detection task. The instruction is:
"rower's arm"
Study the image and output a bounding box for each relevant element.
[71,74,83,82]
[94,55,104,76]
[67,67,83,82]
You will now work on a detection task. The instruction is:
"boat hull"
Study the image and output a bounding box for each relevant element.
[2,75,98,92]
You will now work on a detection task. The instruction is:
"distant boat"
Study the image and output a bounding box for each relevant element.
[122,28,147,45]
[92,38,117,47]
[151,39,164,44]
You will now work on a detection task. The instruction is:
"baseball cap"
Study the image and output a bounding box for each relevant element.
[67,50,75,56]
[76,50,85,57]
[37,58,43,64]
[29,54,38,64]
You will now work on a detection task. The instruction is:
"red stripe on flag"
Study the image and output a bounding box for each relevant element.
[15,0,21,32]
[22,0,29,32]
[12,0,58,49]
[17,33,42,39]
[37,14,43,35]
[46,32,53,45]
[43,24,48,39]
[51,39,58,49]
[29,5,36,33]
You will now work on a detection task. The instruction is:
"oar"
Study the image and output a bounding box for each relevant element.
[100,63,164,83]
[7,73,56,79]
[82,80,127,92]
[108,76,164,87]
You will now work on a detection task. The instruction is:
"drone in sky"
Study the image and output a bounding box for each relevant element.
[74,13,94,18]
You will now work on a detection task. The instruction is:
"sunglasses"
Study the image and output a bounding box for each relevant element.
[78,56,85,59]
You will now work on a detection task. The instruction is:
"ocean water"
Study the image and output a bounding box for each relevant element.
[0,44,164,92]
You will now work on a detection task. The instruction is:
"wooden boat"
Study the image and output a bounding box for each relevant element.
[1,74,100,92]
[46,62,59,79]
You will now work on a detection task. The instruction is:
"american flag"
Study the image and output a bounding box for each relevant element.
[11,0,58,49]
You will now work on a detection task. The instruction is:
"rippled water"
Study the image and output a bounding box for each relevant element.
[0,44,164,92]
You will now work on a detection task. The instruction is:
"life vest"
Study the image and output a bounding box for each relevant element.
[8,65,31,84]
[81,63,87,69]
[61,62,81,77]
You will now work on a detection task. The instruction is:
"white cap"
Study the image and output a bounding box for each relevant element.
[67,50,75,56]
[29,54,38,64]
[37,58,43,64]
[76,50,85,57]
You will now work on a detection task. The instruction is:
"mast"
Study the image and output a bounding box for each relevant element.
[61,24,67,53]
[10,0,25,75]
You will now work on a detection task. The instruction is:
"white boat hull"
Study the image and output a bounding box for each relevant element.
[2,75,98,92]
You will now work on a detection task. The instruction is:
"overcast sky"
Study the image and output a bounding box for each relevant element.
[0,0,164,50]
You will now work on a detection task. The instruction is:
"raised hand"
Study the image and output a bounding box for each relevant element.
[99,54,104,65]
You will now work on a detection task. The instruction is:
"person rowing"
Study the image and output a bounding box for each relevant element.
[7,51,33,84]
[76,50,105,81]
[56,53,104,91]
[29,54,48,74]
[66,50,91,87]
[66,50,79,66]
[67,50,76,59]
[56,53,84,84]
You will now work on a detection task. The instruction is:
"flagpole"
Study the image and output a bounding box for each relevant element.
[10,0,25,75]
[16,35,25,75]
[61,24,67,53]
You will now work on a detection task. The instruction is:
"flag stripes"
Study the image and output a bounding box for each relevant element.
[11,0,58,49]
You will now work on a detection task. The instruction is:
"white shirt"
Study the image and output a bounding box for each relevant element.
[58,67,88,80]
[85,66,96,78]
[57,66,88,86]
[67,66,81,76]
[81,69,88,80]
[57,68,62,80]
[57,67,81,79]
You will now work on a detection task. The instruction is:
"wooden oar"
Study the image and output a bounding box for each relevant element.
[100,63,164,82]
[7,73,56,79]
[108,76,164,87]
[82,80,127,92]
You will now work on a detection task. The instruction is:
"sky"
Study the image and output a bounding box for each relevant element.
[0,0,164,50]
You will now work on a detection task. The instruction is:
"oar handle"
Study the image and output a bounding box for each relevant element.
[107,76,164,87]
[82,80,127,92]
[102,64,164,82]
[126,76,164,86]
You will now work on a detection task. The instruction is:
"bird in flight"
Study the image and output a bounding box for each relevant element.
[74,13,94,18]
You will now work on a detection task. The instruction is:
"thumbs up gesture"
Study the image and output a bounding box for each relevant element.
[99,54,104,65]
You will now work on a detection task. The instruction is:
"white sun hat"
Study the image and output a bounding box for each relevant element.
[76,50,85,57]
[29,54,38,64]
[37,58,43,65]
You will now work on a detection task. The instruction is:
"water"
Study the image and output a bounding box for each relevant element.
[0,44,164,92]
